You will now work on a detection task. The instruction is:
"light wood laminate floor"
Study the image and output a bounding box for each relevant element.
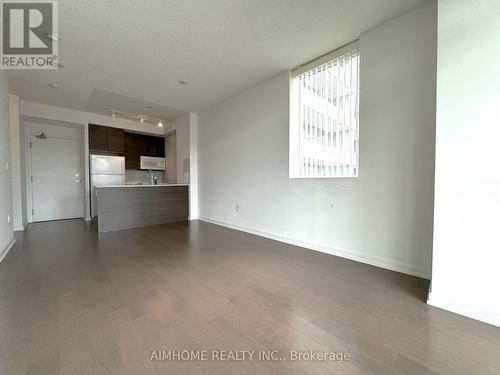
[1,219,499,375]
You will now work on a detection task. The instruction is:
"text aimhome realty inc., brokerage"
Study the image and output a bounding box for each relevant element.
[1,0,58,69]
[150,349,352,363]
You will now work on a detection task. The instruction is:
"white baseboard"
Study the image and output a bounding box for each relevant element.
[14,222,28,232]
[198,217,431,279]
[0,237,16,264]
[428,293,500,328]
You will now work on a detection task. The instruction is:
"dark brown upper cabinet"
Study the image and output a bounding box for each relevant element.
[107,127,125,153]
[124,132,165,170]
[89,124,108,152]
[89,124,125,154]
[150,136,165,158]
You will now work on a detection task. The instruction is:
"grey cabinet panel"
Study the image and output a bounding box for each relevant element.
[96,185,188,232]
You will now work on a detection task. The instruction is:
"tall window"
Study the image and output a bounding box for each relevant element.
[289,41,360,178]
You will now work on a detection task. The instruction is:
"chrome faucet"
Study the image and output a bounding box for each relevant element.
[146,170,155,185]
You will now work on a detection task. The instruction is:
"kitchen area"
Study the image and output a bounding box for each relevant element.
[89,124,189,232]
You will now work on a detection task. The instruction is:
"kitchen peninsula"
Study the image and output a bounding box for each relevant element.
[95,184,189,233]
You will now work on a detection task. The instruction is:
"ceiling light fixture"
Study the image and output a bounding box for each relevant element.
[49,83,59,89]
[110,109,164,128]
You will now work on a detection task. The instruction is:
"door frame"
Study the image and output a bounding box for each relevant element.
[24,119,86,224]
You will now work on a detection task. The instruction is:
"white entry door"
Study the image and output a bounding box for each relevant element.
[30,136,83,222]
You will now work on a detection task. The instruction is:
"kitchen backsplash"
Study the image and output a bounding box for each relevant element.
[125,169,165,184]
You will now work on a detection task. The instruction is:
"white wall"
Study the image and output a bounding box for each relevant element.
[0,71,14,262]
[166,113,191,184]
[165,112,199,219]
[9,95,26,230]
[189,112,199,220]
[165,132,177,183]
[428,0,500,327]
[198,1,437,278]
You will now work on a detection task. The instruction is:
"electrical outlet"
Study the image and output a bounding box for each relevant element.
[235,204,240,212]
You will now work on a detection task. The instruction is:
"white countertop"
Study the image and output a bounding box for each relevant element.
[95,183,189,188]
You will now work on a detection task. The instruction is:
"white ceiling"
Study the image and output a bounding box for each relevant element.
[9,0,428,120]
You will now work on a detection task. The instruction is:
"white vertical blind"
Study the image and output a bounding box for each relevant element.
[289,41,359,178]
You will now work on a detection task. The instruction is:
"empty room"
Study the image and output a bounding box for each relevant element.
[0,0,499,374]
